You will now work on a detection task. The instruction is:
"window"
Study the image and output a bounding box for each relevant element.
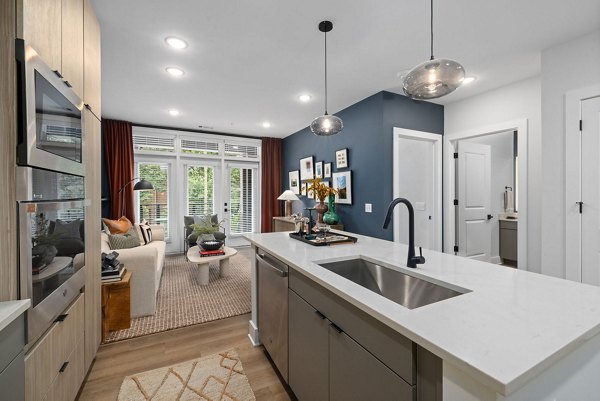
[137,163,170,237]
[187,166,215,216]
[181,138,220,156]
[224,143,259,159]
[229,167,255,234]
[133,134,175,152]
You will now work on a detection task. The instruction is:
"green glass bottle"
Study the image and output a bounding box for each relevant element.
[323,194,339,225]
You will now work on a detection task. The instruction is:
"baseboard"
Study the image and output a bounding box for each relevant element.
[490,256,502,264]
[248,319,260,346]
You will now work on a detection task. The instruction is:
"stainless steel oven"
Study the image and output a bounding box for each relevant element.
[17,167,87,343]
[16,39,85,177]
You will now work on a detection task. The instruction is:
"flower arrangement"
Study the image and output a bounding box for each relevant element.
[307,177,337,202]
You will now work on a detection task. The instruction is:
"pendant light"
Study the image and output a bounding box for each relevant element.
[311,21,343,136]
[403,0,465,100]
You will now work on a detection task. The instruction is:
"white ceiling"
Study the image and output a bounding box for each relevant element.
[93,0,600,138]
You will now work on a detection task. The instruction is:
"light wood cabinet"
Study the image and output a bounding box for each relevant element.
[25,295,84,401]
[19,0,62,72]
[44,339,84,401]
[0,0,18,301]
[84,110,102,370]
[61,0,84,97]
[83,0,101,117]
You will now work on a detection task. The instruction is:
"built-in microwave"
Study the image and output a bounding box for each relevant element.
[16,39,85,177]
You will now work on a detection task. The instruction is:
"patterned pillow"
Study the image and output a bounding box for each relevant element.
[102,216,133,234]
[108,227,140,250]
[138,224,153,245]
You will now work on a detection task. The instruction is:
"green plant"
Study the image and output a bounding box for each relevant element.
[191,217,225,236]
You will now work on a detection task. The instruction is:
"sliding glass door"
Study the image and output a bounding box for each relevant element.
[136,161,171,238]
[186,164,216,217]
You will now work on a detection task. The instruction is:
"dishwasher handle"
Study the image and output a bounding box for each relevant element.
[256,253,288,277]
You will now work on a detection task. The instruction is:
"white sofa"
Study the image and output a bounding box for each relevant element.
[101,225,166,318]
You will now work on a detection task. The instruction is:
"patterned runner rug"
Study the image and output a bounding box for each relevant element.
[104,252,251,343]
[118,349,256,401]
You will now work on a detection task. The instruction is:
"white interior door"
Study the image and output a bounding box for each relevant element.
[395,137,435,249]
[581,97,600,285]
[457,142,492,261]
[225,164,259,241]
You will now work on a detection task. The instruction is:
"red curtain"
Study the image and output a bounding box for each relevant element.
[261,138,282,232]
[102,119,135,222]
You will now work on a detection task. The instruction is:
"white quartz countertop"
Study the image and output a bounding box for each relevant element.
[244,231,600,396]
[0,299,30,332]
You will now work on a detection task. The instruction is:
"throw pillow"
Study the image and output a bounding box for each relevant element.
[108,227,140,250]
[102,216,133,234]
[137,223,153,245]
[52,219,82,238]
[133,219,149,243]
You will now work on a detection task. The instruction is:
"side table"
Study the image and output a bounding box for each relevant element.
[101,269,132,341]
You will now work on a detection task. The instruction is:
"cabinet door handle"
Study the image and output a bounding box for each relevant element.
[59,362,69,373]
[329,321,343,334]
[54,314,69,322]
[64,80,72,88]
[53,70,63,78]
[314,310,326,320]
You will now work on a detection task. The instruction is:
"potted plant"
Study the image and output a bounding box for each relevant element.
[307,178,338,225]
[190,217,225,243]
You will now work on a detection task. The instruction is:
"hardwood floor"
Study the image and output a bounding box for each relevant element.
[77,313,292,401]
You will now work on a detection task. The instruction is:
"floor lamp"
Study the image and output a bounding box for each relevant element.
[118,178,154,217]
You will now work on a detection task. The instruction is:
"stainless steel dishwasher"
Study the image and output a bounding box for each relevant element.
[257,249,289,382]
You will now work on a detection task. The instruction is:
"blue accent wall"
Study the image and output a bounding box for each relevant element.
[282,91,444,240]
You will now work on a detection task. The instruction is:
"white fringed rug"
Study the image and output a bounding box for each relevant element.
[118,349,256,401]
[104,253,251,343]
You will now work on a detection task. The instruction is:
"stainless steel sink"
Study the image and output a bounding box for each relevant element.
[317,257,466,309]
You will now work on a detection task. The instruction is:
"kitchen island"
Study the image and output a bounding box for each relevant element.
[244,231,600,401]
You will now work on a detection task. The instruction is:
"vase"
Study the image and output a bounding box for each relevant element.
[314,201,328,225]
[323,194,340,225]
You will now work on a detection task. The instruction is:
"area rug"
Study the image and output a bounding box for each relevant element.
[104,252,251,343]
[118,349,256,401]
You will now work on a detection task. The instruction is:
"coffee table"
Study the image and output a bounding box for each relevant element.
[186,246,238,285]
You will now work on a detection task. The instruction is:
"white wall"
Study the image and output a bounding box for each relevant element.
[541,31,600,279]
[444,77,542,272]
[464,131,515,261]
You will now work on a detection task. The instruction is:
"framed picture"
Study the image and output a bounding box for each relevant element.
[324,163,332,178]
[289,170,300,194]
[300,156,314,180]
[301,182,307,196]
[332,171,352,204]
[307,185,315,200]
[335,148,348,169]
[315,161,323,179]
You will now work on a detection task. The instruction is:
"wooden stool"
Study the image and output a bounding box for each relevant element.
[101,270,132,341]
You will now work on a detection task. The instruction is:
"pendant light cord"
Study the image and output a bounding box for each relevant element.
[430,0,434,60]
[324,29,328,115]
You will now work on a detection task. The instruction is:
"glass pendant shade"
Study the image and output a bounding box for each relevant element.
[311,114,343,136]
[403,58,465,100]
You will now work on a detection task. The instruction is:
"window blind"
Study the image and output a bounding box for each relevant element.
[229,167,254,234]
[133,135,175,152]
[181,139,220,156]
[137,163,170,237]
[224,143,259,159]
[187,166,215,217]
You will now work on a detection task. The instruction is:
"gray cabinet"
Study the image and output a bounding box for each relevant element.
[499,220,518,262]
[330,329,414,401]
[288,268,441,401]
[288,290,329,401]
[0,316,25,401]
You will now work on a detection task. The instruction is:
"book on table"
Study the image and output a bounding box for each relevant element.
[102,266,126,282]
[199,249,226,257]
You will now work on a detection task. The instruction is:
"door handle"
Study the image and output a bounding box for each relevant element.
[329,321,343,334]
[314,310,326,320]
[256,254,288,277]
[487,214,493,220]
[224,208,228,212]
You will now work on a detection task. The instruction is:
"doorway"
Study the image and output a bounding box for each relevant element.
[444,119,528,269]
[392,128,442,251]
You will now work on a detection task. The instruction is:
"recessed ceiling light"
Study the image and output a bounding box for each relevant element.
[165,37,188,49]
[168,109,180,116]
[262,121,271,128]
[165,67,184,77]
[462,76,476,84]
[299,94,312,103]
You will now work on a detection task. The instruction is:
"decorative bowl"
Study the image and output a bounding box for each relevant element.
[199,240,224,251]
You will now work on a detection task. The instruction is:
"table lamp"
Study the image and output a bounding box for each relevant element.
[277,190,300,217]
